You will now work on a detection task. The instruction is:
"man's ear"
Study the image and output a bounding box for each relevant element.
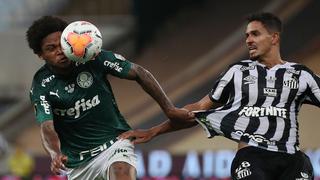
[271,32,280,45]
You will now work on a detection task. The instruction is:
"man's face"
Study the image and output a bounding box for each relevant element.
[245,21,274,60]
[39,32,72,69]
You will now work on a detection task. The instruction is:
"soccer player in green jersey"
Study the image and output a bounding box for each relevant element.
[26,16,193,180]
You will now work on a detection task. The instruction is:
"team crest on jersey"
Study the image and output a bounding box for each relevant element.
[296,172,310,180]
[77,72,93,88]
[235,161,252,179]
[265,76,277,83]
[283,77,299,89]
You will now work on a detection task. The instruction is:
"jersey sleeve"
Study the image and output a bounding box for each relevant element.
[94,50,132,78]
[209,66,236,104]
[301,69,320,107]
[29,80,54,123]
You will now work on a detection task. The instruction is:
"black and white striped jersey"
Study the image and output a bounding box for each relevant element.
[195,60,320,154]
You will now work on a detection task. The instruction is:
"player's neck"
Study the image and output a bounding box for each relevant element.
[46,63,75,76]
[258,52,284,69]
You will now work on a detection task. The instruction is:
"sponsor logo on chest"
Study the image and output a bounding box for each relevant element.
[53,95,100,118]
[238,106,287,118]
[263,88,277,97]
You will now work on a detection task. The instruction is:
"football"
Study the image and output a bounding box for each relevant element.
[60,21,103,63]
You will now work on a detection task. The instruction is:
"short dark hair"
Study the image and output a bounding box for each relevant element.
[26,16,68,54]
[246,12,282,33]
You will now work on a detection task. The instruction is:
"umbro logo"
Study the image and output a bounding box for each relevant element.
[243,75,257,84]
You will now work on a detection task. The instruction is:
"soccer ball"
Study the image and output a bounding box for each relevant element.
[60,21,103,63]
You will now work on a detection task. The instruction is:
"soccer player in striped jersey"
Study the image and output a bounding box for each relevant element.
[120,12,319,179]
[26,16,193,180]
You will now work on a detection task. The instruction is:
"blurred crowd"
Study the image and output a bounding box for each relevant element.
[0,133,35,180]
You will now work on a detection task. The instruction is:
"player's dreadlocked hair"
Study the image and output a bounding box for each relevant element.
[26,16,68,54]
[246,12,282,34]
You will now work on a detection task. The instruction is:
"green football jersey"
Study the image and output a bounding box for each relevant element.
[30,50,132,167]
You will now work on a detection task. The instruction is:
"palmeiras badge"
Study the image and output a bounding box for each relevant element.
[77,71,93,88]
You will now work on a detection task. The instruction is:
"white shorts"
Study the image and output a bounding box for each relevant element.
[66,139,137,180]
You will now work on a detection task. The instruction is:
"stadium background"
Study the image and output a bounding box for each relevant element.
[0,0,320,179]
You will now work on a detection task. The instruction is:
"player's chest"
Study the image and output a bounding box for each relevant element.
[237,68,305,97]
[238,66,301,86]
[48,71,109,106]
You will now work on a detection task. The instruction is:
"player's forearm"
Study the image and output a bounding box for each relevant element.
[134,64,175,114]
[151,119,197,137]
[40,121,62,159]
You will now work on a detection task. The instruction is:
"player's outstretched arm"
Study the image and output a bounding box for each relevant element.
[119,95,219,144]
[126,63,194,121]
[40,120,67,175]
[119,119,197,144]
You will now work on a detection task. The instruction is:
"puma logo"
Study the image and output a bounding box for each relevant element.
[49,90,60,98]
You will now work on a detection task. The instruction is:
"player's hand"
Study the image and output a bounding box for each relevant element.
[118,129,155,144]
[51,154,68,175]
[166,107,195,122]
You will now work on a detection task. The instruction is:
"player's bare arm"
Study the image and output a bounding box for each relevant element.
[125,63,194,121]
[119,95,222,144]
[40,120,67,175]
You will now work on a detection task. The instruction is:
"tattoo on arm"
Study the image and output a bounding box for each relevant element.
[129,63,174,113]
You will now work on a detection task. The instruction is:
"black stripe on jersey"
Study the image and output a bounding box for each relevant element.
[303,87,320,107]
[304,85,320,107]
[241,66,267,143]
[220,65,250,140]
[277,69,300,152]
[259,69,286,149]
[297,65,320,107]
[238,69,250,142]
[295,89,308,112]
